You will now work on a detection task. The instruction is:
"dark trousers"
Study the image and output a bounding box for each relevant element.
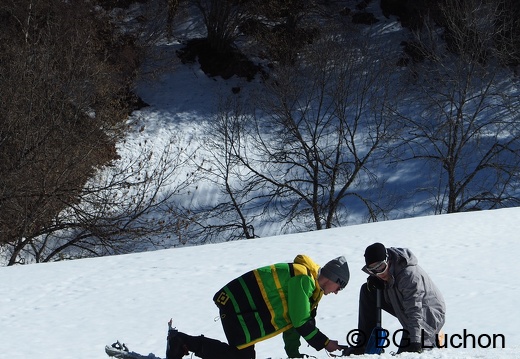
[357,283,404,347]
[183,335,255,359]
[180,298,256,359]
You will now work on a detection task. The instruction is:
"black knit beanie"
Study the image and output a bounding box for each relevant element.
[364,243,387,266]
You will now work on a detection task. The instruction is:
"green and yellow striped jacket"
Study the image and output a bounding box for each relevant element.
[213,254,329,353]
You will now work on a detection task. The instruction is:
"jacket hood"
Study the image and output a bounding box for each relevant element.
[293,254,320,279]
[388,247,418,268]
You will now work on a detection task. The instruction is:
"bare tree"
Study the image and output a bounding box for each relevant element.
[424,0,520,67]
[0,0,203,265]
[0,0,131,248]
[191,0,247,52]
[493,0,520,67]
[243,0,330,64]
[393,2,520,214]
[202,36,400,234]
[183,98,260,243]
[1,136,201,265]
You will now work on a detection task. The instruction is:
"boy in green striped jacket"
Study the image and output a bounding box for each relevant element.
[167,254,350,359]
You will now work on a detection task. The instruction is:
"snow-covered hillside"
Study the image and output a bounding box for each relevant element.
[1,208,518,359]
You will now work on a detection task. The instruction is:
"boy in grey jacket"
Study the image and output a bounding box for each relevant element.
[345,242,445,356]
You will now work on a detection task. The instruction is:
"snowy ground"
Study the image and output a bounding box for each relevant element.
[1,208,519,359]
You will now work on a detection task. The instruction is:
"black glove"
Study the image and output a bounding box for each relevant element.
[396,341,422,354]
[366,276,384,292]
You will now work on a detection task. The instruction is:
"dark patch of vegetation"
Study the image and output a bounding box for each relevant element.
[177,38,263,81]
[0,0,142,257]
[352,11,379,25]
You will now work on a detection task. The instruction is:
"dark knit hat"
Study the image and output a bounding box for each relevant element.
[321,256,350,289]
[364,243,387,266]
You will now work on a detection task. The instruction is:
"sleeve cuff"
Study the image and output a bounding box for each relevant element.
[305,329,329,351]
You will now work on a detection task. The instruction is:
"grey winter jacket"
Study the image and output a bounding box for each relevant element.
[383,247,446,346]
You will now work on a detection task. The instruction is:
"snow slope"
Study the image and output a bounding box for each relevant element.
[1,208,518,359]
